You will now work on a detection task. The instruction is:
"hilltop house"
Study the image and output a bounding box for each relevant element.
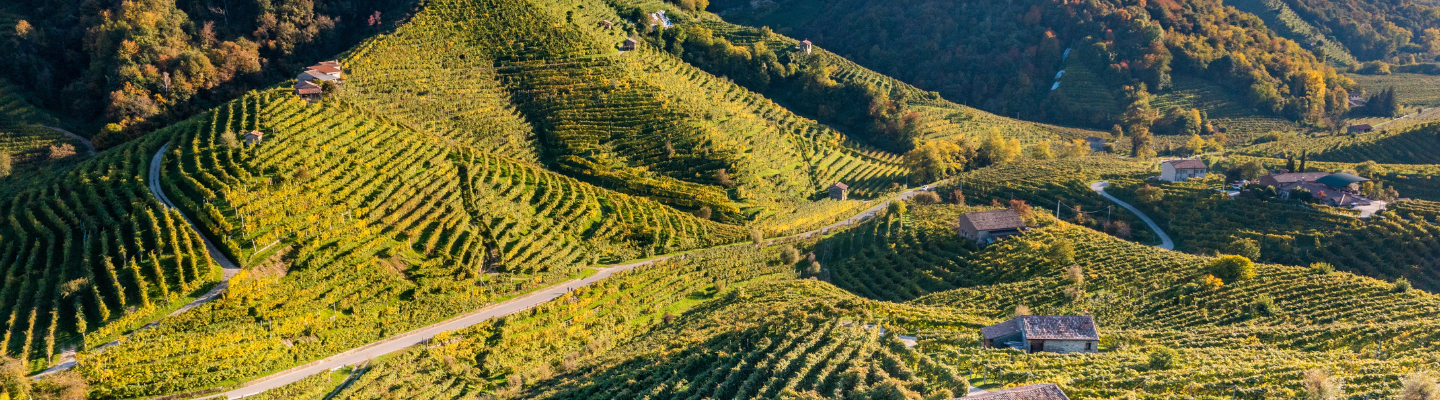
[800,39,813,54]
[950,383,1071,400]
[981,315,1099,354]
[957,209,1026,245]
[243,130,264,145]
[1159,159,1206,182]
[1348,124,1374,134]
[306,61,343,79]
[828,182,849,200]
[620,37,638,52]
[294,61,342,100]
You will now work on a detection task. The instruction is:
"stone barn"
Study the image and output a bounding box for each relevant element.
[828,182,849,200]
[957,209,1026,245]
[981,315,1099,354]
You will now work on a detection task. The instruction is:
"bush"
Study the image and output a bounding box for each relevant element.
[692,206,712,220]
[1065,264,1084,285]
[780,246,802,264]
[1310,262,1334,275]
[1400,373,1439,400]
[887,201,907,216]
[1148,346,1178,370]
[1394,277,1412,293]
[1302,369,1345,400]
[1225,238,1261,259]
[1048,239,1075,265]
[1209,255,1256,281]
[1200,274,1224,291]
[1252,294,1277,317]
[912,191,941,204]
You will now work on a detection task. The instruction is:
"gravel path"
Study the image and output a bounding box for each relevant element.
[1090,181,1174,250]
[44,126,95,154]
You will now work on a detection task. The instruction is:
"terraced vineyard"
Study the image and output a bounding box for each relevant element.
[1350,73,1440,108]
[0,131,219,370]
[1226,0,1358,67]
[1239,121,1440,163]
[78,90,743,398]
[1104,177,1440,291]
[1148,76,1304,145]
[0,80,83,178]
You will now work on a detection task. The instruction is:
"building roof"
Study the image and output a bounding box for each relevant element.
[297,87,322,95]
[957,383,1071,400]
[958,209,1025,232]
[623,37,637,44]
[1260,172,1331,186]
[299,70,338,82]
[1016,315,1099,340]
[1163,159,1206,170]
[980,319,1021,339]
[244,130,263,138]
[307,64,342,74]
[830,182,848,190]
[1315,172,1369,188]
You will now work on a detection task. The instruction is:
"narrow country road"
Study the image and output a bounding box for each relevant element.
[1090,181,1174,250]
[212,185,935,399]
[44,126,95,154]
[33,143,244,378]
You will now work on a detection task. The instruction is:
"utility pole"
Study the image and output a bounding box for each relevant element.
[1056,200,1061,218]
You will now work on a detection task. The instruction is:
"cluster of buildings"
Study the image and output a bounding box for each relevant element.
[294,61,343,101]
[1259,171,1381,208]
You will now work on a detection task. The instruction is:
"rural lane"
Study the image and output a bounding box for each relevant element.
[1089,181,1174,250]
[213,186,935,399]
[44,126,95,154]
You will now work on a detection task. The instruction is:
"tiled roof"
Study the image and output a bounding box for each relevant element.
[958,209,1025,232]
[1163,159,1206,170]
[307,64,342,74]
[1261,172,1331,186]
[1017,315,1099,340]
[830,182,849,190]
[980,319,1020,339]
[958,383,1071,400]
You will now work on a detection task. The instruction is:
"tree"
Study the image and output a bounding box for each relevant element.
[1355,160,1383,177]
[1012,304,1030,317]
[1225,238,1261,259]
[1027,142,1054,160]
[750,229,763,245]
[1148,346,1178,370]
[0,153,9,178]
[977,130,1021,165]
[1209,255,1256,281]
[1310,262,1335,275]
[887,200,907,216]
[1394,276,1413,293]
[693,206,712,220]
[220,131,239,148]
[781,246,802,264]
[1048,239,1075,265]
[1184,134,1205,155]
[48,143,76,160]
[1239,160,1267,180]
[1302,369,1345,400]
[1065,264,1084,285]
[903,140,973,182]
[1135,185,1164,204]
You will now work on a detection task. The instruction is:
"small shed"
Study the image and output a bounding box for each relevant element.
[243,130,264,145]
[1348,124,1374,134]
[828,182,849,200]
[599,20,613,29]
[1159,159,1206,182]
[981,315,1099,354]
[620,37,638,51]
[956,383,1071,400]
[800,39,813,54]
[957,209,1026,245]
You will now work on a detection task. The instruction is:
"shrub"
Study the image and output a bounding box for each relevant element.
[48,143,76,160]
[887,201,907,216]
[1048,239,1075,265]
[1310,262,1334,275]
[1012,304,1030,317]
[780,246,802,264]
[912,191,940,204]
[1225,238,1261,259]
[1135,185,1164,204]
[1253,294,1277,317]
[1394,277,1412,293]
[750,229,763,245]
[1400,372,1439,400]
[1302,369,1345,400]
[1209,255,1256,281]
[693,206,712,220]
[1200,274,1224,291]
[220,131,239,148]
[1148,346,1178,370]
[1065,264,1084,285]
[0,153,9,178]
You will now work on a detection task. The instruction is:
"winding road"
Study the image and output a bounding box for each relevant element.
[44,126,95,154]
[1090,181,1174,250]
[33,143,243,379]
[207,186,932,399]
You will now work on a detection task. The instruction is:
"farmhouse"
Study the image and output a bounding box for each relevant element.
[1258,172,1330,188]
[648,10,673,28]
[620,37,638,51]
[1159,159,1206,182]
[306,61,343,79]
[828,182,849,200]
[1348,124,1374,134]
[951,383,1071,400]
[800,39,813,54]
[243,130,264,145]
[1263,172,1384,207]
[957,209,1026,245]
[981,315,1099,354]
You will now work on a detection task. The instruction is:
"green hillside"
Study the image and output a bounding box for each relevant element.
[1349,73,1440,108]
[269,203,1440,399]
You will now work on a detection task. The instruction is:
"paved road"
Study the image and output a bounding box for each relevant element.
[214,185,936,399]
[1090,181,1174,250]
[34,143,244,378]
[44,126,95,154]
